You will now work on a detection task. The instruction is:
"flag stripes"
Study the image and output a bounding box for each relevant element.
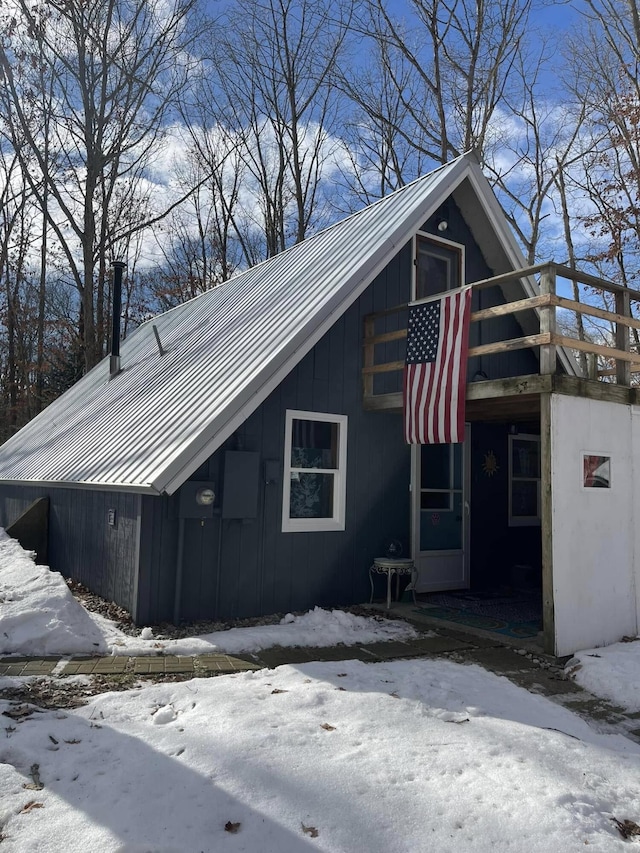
[403,287,472,444]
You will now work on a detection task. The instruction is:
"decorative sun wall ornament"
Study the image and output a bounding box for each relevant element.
[482,450,499,477]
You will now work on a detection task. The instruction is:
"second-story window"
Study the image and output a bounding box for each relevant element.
[415,234,464,301]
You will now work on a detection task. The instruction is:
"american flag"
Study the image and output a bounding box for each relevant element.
[403,287,472,444]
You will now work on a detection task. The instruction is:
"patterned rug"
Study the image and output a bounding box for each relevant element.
[414,591,542,639]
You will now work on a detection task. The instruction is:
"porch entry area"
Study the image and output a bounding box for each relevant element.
[411,420,543,640]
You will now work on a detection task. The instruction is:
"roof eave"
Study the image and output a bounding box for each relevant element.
[0,477,162,495]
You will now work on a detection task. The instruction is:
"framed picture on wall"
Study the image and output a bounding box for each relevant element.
[583,454,611,489]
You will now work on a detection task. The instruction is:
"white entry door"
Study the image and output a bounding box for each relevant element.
[411,425,470,593]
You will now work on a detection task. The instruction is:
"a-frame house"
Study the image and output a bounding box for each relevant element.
[1,152,639,656]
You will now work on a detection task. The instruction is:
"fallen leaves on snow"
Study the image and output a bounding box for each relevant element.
[19,801,43,814]
[612,818,640,839]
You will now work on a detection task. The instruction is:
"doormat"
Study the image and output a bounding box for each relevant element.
[414,605,542,639]
[420,591,542,623]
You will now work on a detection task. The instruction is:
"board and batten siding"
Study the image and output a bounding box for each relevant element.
[470,421,541,589]
[141,241,415,623]
[137,493,181,626]
[0,484,141,615]
[0,196,543,626]
[139,206,542,624]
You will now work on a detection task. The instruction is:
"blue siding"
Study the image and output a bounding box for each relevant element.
[1,204,543,625]
[147,243,415,623]
[0,485,140,613]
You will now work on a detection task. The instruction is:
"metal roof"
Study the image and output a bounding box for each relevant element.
[0,154,544,494]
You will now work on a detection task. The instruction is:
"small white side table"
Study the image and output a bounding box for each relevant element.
[369,558,415,610]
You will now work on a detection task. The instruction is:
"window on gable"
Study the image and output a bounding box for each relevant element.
[282,410,348,533]
[415,234,464,301]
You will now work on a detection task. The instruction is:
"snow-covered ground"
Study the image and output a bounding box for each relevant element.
[0,529,418,657]
[2,529,640,852]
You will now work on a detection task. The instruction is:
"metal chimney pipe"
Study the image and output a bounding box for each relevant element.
[110,260,126,378]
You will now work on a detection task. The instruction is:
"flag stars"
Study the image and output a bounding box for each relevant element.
[406,302,440,364]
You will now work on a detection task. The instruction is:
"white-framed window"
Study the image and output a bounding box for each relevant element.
[508,433,541,526]
[414,232,465,301]
[282,410,348,533]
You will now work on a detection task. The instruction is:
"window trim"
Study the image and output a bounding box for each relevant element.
[508,433,541,527]
[282,410,348,533]
[413,232,466,302]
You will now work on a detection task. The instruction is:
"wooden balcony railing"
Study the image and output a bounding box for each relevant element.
[362,262,640,407]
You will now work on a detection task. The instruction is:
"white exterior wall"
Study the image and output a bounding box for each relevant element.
[550,395,638,656]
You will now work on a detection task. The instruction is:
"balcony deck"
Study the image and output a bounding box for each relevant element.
[362,262,640,418]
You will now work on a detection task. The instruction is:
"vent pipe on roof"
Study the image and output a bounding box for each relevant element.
[110,260,126,379]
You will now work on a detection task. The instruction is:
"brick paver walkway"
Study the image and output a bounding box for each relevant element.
[2,627,640,742]
[0,652,259,677]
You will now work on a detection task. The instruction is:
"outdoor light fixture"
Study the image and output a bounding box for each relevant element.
[195,487,216,506]
[437,218,448,232]
[472,370,489,382]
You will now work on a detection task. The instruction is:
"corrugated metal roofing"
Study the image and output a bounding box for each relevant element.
[0,154,524,494]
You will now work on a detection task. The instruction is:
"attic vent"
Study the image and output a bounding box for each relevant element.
[153,325,166,356]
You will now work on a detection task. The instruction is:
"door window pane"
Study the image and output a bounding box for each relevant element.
[420,443,450,490]
[421,491,451,511]
[420,492,463,550]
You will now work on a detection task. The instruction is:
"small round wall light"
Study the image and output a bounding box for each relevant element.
[195,487,216,506]
[437,218,448,232]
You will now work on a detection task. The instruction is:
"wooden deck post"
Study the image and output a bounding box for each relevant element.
[615,289,631,386]
[539,265,556,375]
[540,392,555,655]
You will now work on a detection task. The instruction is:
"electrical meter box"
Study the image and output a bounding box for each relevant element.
[222,451,260,519]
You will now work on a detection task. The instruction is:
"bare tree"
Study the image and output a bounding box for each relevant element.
[334,28,432,206]
[345,0,532,173]
[171,128,255,273]
[197,0,353,258]
[564,0,640,285]
[0,148,31,434]
[483,44,589,266]
[0,0,204,370]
